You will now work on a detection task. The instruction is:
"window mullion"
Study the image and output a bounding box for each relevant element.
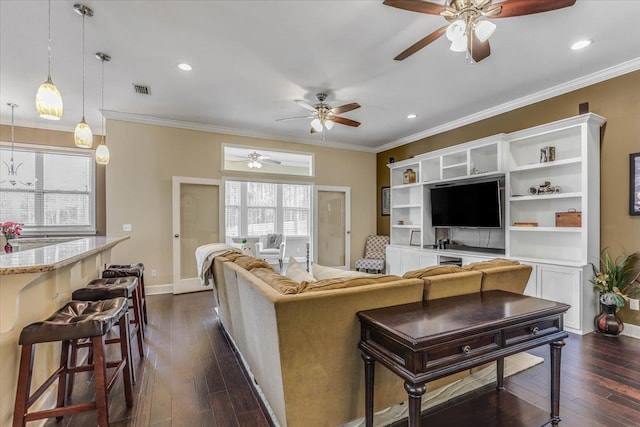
[240,182,248,237]
[34,152,45,226]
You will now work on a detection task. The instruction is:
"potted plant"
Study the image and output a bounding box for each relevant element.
[590,250,640,336]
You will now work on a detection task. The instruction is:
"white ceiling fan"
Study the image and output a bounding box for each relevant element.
[230,151,282,169]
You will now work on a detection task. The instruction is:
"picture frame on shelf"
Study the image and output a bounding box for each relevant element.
[381,186,390,216]
[409,230,421,246]
[631,152,640,216]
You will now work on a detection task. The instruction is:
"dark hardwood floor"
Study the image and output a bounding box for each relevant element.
[43,292,640,426]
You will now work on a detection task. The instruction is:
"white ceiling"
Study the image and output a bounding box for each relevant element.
[1,1,639,152]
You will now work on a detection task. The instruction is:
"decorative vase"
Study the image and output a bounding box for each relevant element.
[594,303,624,337]
[4,242,12,253]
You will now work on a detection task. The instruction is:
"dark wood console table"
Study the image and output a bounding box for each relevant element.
[357,291,570,427]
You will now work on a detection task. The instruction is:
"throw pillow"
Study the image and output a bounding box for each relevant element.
[285,257,316,283]
[265,234,282,249]
[312,263,374,281]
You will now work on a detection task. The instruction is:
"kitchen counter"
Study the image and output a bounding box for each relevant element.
[0,236,129,275]
[0,235,130,426]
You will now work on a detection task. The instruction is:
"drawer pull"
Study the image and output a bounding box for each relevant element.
[461,345,471,355]
[531,326,540,336]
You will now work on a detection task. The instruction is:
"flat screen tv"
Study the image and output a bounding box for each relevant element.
[430,180,502,228]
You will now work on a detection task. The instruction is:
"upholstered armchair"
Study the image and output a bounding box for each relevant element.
[355,235,390,273]
[254,234,287,270]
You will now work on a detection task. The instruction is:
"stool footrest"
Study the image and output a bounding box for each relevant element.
[25,402,97,422]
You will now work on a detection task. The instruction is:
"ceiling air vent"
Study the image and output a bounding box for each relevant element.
[132,84,150,95]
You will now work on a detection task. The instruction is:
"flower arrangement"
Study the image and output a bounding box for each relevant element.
[1,221,23,241]
[591,250,640,309]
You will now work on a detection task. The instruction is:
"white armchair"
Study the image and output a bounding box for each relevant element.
[254,234,286,270]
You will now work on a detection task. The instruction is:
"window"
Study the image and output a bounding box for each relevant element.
[0,143,96,234]
[225,181,310,238]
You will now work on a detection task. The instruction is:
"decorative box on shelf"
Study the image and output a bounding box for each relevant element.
[402,169,417,184]
[555,209,581,227]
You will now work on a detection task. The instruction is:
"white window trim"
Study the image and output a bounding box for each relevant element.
[0,141,97,236]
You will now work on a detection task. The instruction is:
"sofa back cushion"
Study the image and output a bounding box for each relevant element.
[228,253,274,272]
[312,263,374,280]
[285,257,316,283]
[479,264,533,294]
[302,275,401,293]
[461,258,519,271]
[403,265,463,279]
[251,268,304,294]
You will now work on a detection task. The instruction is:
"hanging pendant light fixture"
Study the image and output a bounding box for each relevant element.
[1,104,37,187]
[73,4,93,148]
[95,52,111,165]
[35,0,63,120]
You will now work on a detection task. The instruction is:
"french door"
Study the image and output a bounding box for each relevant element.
[172,177,222,294]
[313,186,351,269]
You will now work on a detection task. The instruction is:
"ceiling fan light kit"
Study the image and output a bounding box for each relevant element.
[384,0,576,63]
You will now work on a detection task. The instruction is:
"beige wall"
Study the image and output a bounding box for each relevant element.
[0,125,106,235]
[377,70,640,326]
[105,120,377,286]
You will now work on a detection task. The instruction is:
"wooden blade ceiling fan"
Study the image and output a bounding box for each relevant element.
[277,93,361,139]
[384,0,576,63]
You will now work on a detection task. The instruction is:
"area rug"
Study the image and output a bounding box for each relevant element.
[343,352,543,427]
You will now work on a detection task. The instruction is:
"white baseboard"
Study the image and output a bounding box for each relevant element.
[145,283,173,295]
[622,322,640,339]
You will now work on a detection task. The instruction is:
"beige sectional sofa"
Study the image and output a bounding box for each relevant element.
[212,254,532,427]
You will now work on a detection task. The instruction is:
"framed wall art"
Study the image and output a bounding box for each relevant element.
[630,152,640,216]
[381,186,390,216]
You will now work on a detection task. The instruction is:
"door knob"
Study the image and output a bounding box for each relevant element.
[174,234,179,238]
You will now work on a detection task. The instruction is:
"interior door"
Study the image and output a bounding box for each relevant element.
[313,186,351,269]
[172,177,222,294]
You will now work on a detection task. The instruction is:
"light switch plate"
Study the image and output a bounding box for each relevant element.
[122,224,132,232]
[630,299,639,311]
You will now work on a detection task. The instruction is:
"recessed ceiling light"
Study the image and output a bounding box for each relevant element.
[571,40,591,50]
[407,114,417,119]
[178,63,192,71]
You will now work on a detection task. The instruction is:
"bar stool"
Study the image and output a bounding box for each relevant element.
[103,263,147,328]
[68,277,145,394]
[13,298,133,427]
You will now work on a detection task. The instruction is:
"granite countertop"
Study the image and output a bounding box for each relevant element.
[0,236,130,275]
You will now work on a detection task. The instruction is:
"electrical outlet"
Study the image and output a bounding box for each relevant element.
[296,247,300,254]
[630,299,639,311]
[151,269,157,277]
[122,224,132,232]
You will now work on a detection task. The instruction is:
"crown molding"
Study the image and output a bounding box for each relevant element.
[0,118,105,136]
[375,57,640,153]
[101,110,377,153]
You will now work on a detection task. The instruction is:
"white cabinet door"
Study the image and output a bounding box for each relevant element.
[538,265,581,330]
[520,261,538,297]
[386,246,401,275]
[401,249,423,273]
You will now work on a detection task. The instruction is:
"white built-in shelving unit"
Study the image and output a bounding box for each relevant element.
[386,113,606,335]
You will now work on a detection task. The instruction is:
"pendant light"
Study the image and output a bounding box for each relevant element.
[35,0,63,120]
[95,53,111,165]
[1,104,37,187]
[73,4,93,148]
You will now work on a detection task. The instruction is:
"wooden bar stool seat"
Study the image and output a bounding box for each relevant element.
[13,298,133,427]
[103,263,147,328]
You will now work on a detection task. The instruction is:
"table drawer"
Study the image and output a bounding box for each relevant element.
[425,332,500,370]
[503,317,561,346]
